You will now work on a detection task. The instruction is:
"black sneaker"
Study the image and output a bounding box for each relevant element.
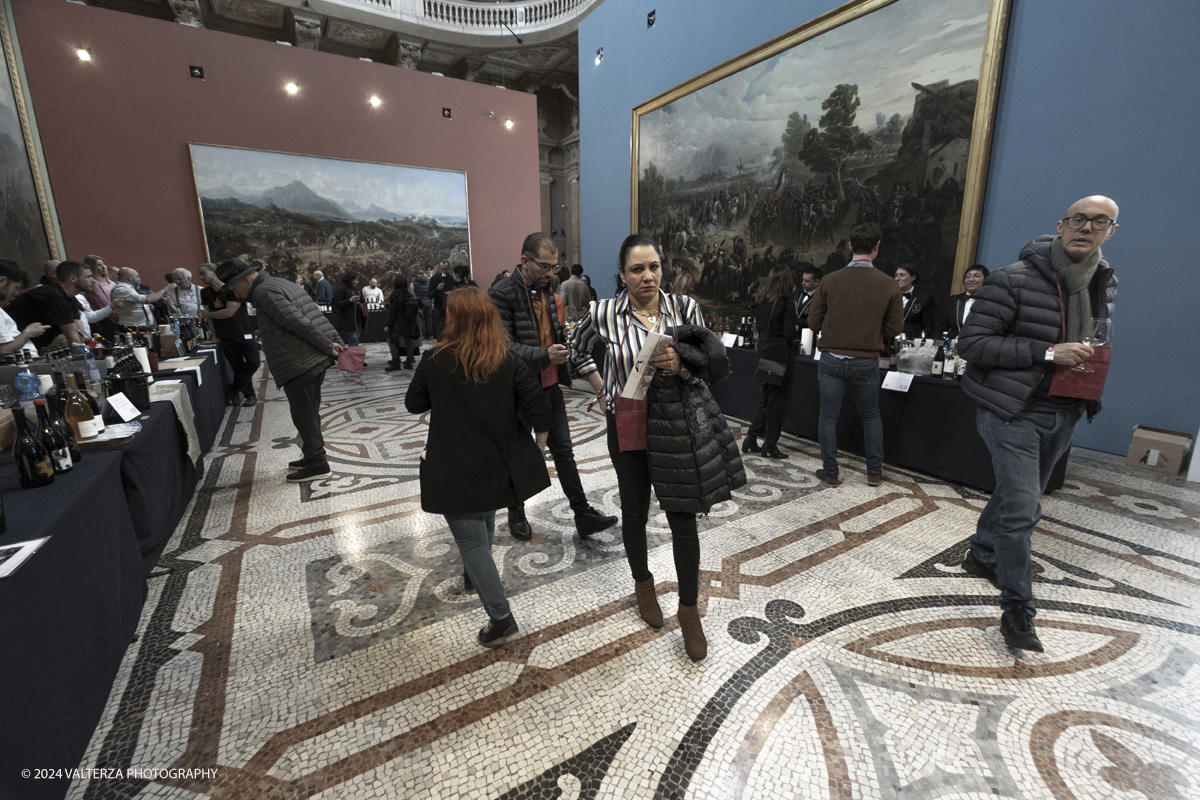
[287,463,332,483]
[962,550,1000,589]
[477,613,519,648]
[575,506,618,539]
[508,508,532,541]
[1000,603,1044,652]
[288,458,305,469]
[241,394,257,407]
[463,570,475,594]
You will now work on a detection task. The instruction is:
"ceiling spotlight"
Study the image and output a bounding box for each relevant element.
[505,119,514,129]
[285,82,299,95]
[595,47,603,66]
[369,95,382,107]
[76,48,92,62]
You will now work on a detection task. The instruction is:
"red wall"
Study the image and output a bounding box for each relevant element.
[11,0,539,288]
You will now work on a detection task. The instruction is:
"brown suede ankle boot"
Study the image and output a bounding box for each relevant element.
[634,577,663,628]
[678,603,707,660]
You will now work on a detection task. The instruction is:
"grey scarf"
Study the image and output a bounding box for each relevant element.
[1050,237,1099,343]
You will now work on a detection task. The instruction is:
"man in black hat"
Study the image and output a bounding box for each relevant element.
[218,258,345,482]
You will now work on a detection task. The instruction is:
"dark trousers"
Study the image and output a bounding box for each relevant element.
[220,335,261,400]
[387,331,416,365]
[433,307,446,340]
[282,370,327,467]
[605,413,700,606]
[420,299,433,338]
[510,384,588,517]
[747,363,793,448]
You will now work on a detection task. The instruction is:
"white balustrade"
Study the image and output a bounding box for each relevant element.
[323,0,599,37]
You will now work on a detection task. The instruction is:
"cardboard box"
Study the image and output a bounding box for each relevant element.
[1125,425,1194,476]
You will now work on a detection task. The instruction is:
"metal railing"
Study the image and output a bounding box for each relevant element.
[325,0,599,36]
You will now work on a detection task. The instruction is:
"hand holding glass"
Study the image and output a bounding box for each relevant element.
[1073,318,1109,373]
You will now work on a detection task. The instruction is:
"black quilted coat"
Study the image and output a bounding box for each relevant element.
[247,273,343,387]
[958,236,1116,421]
[647,325,747,513]
[489,268,567,382]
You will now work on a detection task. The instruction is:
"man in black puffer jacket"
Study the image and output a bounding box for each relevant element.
[957,195,1119,653]
[489,232,617,542]
[220,259,346,483]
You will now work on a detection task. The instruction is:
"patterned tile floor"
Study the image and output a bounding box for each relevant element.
[68,342,1200,799]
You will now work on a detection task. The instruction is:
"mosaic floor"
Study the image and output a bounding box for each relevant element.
[69,342,1200,800]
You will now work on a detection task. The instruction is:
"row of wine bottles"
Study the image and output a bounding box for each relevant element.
[10,375,94,489]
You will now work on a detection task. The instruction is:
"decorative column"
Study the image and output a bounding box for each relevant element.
[538,107,556,237]
[562,124,582,266]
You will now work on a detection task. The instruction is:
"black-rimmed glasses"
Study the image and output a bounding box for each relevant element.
[1062,215,1116,231]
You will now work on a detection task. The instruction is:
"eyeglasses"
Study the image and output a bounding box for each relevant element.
[1062,215,1116,231]
[526,257,560,272]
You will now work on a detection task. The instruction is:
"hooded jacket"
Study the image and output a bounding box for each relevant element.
[958,235,1116,421]
[247,272,343,387]
[646,325,747,513]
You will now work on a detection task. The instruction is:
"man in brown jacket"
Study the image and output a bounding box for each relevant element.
[807,222,903,487]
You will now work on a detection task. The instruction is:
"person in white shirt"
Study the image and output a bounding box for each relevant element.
[0,260,48,357]
[74,291,124,339]
[166,268,203,318]
[111,268,170,328]
[361,277,385,306]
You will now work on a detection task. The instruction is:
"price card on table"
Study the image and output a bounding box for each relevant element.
[881,372,914,392]
[107,391,142,422]
[720,332,740,348]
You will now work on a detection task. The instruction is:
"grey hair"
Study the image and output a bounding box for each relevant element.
[173,268,192,280]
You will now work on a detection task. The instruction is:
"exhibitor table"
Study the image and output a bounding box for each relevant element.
[711,348,1068,492]
[0,350,224,800]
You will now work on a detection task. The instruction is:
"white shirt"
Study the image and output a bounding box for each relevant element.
[111,282,156,327]
[169,283,202,318]
[963,296,976,325]
[74,293,114,339]
[0,307,38,357]
[361,285,384,304]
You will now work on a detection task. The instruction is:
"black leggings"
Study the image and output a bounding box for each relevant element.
[606,413,700,606]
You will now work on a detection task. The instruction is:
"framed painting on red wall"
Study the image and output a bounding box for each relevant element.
[189,143,471,286]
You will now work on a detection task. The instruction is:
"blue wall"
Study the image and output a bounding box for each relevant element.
[579,0,1200,455]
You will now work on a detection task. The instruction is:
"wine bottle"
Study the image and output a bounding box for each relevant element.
[931,343,945,376]
[64,374,99,440]
[12,406,55,488]
[34,398,72,474]
[942,340,957,380]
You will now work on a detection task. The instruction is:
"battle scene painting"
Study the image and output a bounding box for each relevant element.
[1,10,53,268]
[190,144,470,284]
[634,0,1007,319]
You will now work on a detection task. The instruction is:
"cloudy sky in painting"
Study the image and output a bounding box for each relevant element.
[190,145,468,217]
[639,0,990,181]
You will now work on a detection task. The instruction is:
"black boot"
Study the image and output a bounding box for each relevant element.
[508,507,532,541]
[1000,603,1044,652]
[385,360,401,372]
[742,436,761,453]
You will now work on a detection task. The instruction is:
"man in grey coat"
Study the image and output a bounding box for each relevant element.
[957,195,1118,653]
[559,263,591,315]
[219,259,346,482]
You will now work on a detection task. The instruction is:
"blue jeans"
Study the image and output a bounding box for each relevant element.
[444,511,510,620]
[817,353,883,475]
[387,331,416,365]
[341,329,360,347]
[971,406,1080,616]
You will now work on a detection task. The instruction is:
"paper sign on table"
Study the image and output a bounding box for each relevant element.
[720,332,739,348]
[619,331,672,401]
[881,372,914,392]
[107,391,142,422]
[0,537,51,579]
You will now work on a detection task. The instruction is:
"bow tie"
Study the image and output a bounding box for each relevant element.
[903,292,913,300]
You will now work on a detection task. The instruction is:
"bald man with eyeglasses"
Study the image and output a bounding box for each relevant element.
[957,195,1119,654]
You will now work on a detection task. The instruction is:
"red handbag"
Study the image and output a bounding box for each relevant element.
[337,345,366,374]
[613,319,648,451]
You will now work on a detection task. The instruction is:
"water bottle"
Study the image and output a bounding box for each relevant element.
[14,355,44,406]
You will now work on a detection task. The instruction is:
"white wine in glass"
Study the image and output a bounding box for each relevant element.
[1074,317,1109,373]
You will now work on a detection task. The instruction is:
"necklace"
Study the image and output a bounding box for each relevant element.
[632,304,660,325]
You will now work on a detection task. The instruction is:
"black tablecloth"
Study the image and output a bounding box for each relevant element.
[157,347,225,453]
[324,309,388,343]
[711,348,1068,492]
[0,451,143,800]
[0,352,223,799]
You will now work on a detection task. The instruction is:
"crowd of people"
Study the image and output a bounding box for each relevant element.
[1,194,1118,659]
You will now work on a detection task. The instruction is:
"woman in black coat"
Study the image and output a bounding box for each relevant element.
[384,275,421,370]
[744,265,799,459]
[331,271,363,346]
[405,286,551,648]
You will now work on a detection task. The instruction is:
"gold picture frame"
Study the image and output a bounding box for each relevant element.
[0,0,61,262]
[631,0,1012,297]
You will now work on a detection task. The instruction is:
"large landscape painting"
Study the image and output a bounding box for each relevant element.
[190,144,470,283]
[1,7,53,268]
[633,0,1009,316]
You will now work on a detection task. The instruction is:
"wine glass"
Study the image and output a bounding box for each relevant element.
[1073,317,1109,373]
